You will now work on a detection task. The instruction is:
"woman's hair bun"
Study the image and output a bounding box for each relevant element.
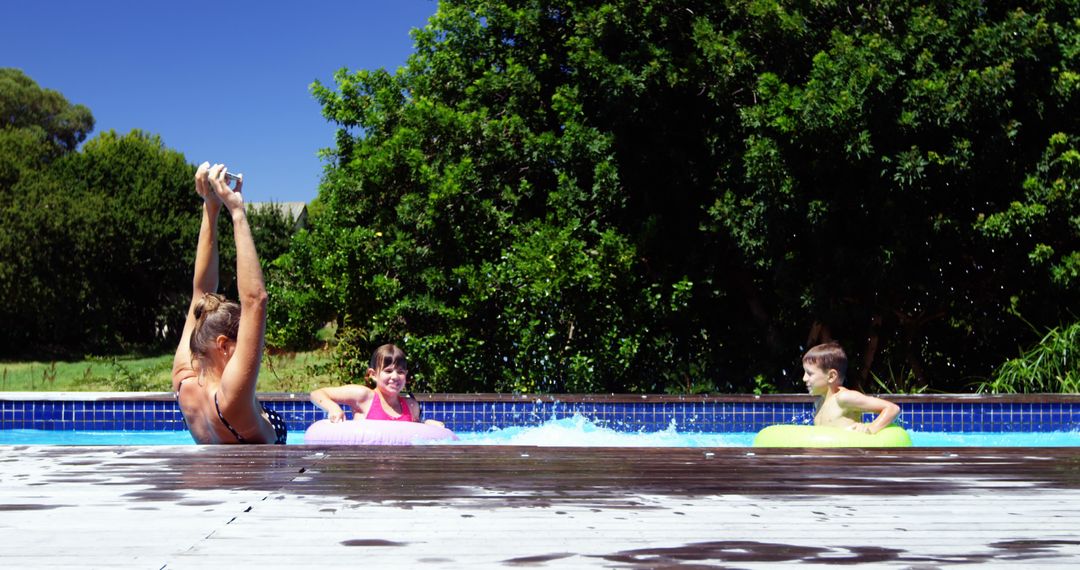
[189,293,241,361]
[193,293,225,321]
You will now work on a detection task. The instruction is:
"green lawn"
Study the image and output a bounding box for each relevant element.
[0,350,338,393]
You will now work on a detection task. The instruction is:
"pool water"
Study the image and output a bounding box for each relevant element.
[1,416,1077,446]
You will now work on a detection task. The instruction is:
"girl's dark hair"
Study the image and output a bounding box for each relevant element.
[189,293,241,362]
[802,342,848,382]
[369,343,408,372]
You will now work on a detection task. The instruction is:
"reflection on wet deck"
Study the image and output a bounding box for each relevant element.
[2,445,1079,568]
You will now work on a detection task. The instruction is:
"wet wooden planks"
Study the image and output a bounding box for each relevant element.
[1,445,1079,568]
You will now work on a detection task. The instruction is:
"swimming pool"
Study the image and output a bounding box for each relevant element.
[1,416,1076,446]
[2,392,1078,447]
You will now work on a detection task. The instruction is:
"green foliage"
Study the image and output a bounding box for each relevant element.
[260,349,339,393]
[703,0,1080,390]
[0,129,198,356]
[0,69,95,199]
[870,363,931,395]
[247,202,298,270]
[976,320,1080,393]
[976,133,1080,289]
[752,374,778,396]
[331,326,375,384]
[265,227,337,350]
[283,0,736,392]
[4,7,1076,393]
[0,71,305,358]
[268,0,1080,393]
[0,69,94,153]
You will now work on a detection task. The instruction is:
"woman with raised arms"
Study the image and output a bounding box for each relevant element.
[171,162,287,444]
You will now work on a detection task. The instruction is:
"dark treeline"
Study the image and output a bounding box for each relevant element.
[4,1,1079,394]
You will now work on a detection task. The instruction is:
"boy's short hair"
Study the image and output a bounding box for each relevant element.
[802,342,848,383]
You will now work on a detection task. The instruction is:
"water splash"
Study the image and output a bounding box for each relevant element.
[443,413,752,447]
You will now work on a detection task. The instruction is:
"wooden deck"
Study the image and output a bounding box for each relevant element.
[2,445,1079,568]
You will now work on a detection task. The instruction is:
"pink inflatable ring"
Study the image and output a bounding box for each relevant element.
[304,419,458,445]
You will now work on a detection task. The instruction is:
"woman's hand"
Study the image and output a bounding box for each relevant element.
[847,423,872,434]
[207,163,244,214]
[329,409,346,423]
[195,162,221,207]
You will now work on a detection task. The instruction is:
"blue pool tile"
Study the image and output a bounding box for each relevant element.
[4,397,1080,434]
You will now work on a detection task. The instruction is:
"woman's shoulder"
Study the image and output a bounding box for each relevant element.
[172,364,198,393]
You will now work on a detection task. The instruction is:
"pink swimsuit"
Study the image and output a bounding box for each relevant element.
[365,391,413,422]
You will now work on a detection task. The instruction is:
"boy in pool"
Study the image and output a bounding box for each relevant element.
[802,342,900,434]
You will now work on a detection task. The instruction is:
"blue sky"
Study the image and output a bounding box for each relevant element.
[1,0,439,204]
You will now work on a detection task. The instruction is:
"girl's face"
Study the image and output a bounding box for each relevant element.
[370,364,408,395]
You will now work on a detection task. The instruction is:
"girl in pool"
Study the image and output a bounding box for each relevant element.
[171,163,287,444]
[310,344,444,427]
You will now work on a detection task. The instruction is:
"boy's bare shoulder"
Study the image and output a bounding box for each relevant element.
[835,387,895,410]
[834,386,864,402]
[834,387,877,408]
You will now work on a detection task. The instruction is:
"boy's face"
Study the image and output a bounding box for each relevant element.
[802,362,835,396]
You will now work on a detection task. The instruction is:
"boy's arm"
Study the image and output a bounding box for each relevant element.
[837,391,900,434]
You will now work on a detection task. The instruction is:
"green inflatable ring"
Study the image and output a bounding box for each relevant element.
[752,424,912,448]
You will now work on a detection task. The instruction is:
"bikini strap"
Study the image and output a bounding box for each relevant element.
[214,392,247,443]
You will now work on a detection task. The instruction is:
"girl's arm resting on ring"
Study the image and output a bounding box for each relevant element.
[311,385,372,421]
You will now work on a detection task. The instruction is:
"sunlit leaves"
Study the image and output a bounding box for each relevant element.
[978,132,1080,289]
[273,0,1080,393]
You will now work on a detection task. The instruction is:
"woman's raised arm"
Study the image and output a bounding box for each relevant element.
[172,162,221,388]
[207,164,267,402]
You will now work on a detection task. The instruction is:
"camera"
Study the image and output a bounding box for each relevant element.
[223,171,242,189]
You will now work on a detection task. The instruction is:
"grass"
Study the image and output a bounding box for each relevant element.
[0,349,339,393]
[870,362,930,395]
[975,320,1080,393]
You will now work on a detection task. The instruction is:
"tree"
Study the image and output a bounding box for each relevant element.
[247,202,300,271]
[272,0,1080,393]
[0,69,94,191]
[0,130,198,356]
[705,1,1080,389]
[1,71,310,357]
